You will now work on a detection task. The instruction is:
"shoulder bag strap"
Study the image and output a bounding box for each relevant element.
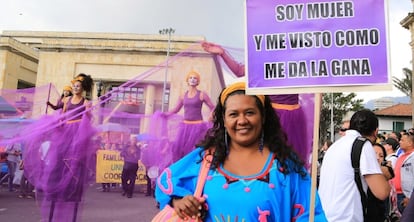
[351,136,369,219]
[193,151,213,198]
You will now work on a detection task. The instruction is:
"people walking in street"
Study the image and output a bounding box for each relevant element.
[5,142,22,192]
[19,159,34,199]
[121,136,141,198]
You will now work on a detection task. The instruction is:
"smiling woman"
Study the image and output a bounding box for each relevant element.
[155,81,328,221]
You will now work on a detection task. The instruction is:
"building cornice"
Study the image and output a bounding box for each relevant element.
[0,37,39,62]
[2,30,203,41]
[1,30,206,54]
[401,12,414,30]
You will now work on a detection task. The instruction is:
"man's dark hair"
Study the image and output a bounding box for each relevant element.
[392,131,402,141]
[349,109,378,136]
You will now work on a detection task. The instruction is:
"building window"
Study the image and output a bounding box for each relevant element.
[17,80,35,89]
[159,88,170,112]
[393,121,404,133]
[164,88,170,105]
[111,86,144,105]
[105,85,145,134]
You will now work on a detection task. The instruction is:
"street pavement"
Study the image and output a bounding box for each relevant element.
[0,183,159,222]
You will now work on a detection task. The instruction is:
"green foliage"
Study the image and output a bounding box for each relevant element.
[392,68,412,98]
[319,93,364,144]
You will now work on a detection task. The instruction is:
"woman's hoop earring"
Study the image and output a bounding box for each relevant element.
[224,129,229,156]
[259,131,264,153]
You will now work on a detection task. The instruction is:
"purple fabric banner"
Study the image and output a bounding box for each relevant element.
[246,0,389,89]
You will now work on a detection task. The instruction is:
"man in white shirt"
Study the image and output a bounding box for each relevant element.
[319,109,392,222]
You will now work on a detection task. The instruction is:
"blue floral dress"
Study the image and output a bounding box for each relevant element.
[155,148,327,222]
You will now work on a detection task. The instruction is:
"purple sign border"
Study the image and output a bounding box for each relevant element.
[246,0,389,90]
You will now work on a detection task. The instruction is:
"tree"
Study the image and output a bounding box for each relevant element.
[392,68,412,98]
[319,92,364,145]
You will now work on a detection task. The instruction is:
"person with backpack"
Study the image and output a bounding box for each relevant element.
[384,138,399,168]
[319,109,393,222]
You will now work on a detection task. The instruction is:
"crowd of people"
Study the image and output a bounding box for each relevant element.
[314,114,414,221]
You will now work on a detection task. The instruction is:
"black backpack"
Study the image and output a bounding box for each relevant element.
[351,137,386,222]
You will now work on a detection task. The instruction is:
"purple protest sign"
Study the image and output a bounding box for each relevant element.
[246,0,389,91]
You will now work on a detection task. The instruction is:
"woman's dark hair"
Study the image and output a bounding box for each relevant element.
[60,91,73,99]
[197,89,306,176]
[75,73,93,93]
[373,143,386,162]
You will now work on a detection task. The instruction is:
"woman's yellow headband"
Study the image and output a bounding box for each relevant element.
[220,82,265,106]
[71,76,84,84]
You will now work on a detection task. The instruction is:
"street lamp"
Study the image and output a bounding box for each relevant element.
[96,81,105,124]
[159,28,175,112]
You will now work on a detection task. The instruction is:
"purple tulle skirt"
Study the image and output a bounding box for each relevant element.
[141,111,211,174]
[275,106,309,164]
[141,138,171,175]
[23,114,96,221]
[170,121,211,163]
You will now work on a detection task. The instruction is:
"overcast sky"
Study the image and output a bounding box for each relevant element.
[0,0,412,101]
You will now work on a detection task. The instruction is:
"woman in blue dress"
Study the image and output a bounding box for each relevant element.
[155,82,327,221]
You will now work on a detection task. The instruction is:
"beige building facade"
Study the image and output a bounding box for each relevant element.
[0,31,226,131]
[0,35,38,89]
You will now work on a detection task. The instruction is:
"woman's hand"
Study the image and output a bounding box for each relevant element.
[161,112,172,118]
[201,41,224,55]
[380,163,394,180]
[172,195,205,220]
[402,197,410,208]
[84,100,92,109]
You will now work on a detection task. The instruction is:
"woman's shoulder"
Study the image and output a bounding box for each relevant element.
[62,96,71,103]
[198,90,211,100]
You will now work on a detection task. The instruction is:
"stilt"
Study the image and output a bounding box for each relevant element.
[48,201,55,222]
[72,202,79,222]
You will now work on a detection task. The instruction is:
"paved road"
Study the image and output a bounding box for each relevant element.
[0,183,159,222]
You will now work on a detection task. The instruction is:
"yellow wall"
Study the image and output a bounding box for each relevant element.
[0,51,6,89]
[0,36,38,89]
[0,51,37,89]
